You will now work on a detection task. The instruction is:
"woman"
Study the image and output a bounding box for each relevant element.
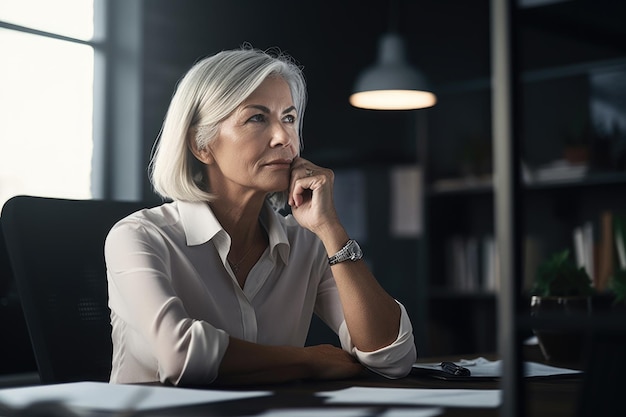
[105,46,417,386]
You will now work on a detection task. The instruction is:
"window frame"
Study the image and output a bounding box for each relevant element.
[0,0,144,202]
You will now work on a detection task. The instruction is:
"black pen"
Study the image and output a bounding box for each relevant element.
[440,361,471,377]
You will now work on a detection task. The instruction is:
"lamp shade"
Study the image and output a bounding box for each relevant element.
[350,33,436,110]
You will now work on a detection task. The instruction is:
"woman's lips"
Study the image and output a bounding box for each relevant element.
[264,159,293,169]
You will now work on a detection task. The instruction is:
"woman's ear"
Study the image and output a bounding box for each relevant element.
[187,131,213,164]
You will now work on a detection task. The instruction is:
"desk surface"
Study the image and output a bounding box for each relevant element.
[140,350,583,417]
[140,374,581,417]
[0,350,584,417]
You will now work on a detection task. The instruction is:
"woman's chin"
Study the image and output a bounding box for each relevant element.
[267,179,290,193]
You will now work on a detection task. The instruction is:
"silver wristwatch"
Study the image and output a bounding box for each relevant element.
[328,239,363,265]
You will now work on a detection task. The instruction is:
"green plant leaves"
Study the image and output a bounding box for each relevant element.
[532,249,594,297]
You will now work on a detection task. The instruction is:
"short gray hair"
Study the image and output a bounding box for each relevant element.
[149,46,307,206]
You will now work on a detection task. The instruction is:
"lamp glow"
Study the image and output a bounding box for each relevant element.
[349,90,436,110]
[350,33,436,110]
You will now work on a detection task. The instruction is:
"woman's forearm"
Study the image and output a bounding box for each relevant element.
[330,260,401,351]
[216,338,308,385]
[316,224,402,352]
[215,337,364,385]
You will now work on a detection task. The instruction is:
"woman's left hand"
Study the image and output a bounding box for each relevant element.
[288,156,340,234]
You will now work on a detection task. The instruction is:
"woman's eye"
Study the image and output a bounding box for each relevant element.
[283,114,296,123]
[249,114,266,123]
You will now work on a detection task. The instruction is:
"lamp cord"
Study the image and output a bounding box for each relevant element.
[388,0,399,33]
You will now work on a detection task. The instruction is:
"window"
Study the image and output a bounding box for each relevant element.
[0,0,95,209]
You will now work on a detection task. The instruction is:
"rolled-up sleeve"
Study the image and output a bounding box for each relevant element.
[338,302,417,379]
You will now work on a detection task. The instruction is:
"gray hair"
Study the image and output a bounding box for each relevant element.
[149,46,307,206]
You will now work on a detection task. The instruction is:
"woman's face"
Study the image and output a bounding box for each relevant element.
[202,76,300,199]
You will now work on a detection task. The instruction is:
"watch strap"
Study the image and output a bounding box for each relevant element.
[328,239,362,265]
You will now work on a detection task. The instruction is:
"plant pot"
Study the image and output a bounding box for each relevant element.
[530,295,592,363]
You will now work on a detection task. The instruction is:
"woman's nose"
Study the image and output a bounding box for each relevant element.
[270,123,295,148]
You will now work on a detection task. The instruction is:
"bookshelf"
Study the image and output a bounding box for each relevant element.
[422,0,626,356]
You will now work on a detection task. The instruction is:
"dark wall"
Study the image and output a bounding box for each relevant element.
[137,0,498,204]
[137,0,498,203]
[135,1,626,351]
[138,0,436,325]
[139,1,439,170]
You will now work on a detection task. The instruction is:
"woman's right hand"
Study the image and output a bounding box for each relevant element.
[303,344,365,380]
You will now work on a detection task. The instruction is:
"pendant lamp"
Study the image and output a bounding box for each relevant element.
[349,32,436,110]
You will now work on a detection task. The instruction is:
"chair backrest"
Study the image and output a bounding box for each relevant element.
[0,196,152,384]
[0,221,37,377]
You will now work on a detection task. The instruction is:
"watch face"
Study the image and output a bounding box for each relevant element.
[329,239,362,265]
[348,241,362,260]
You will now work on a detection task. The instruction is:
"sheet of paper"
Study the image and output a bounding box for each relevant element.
[319,387,501,408]
[252,407,442,417]
[0,381,270,412]
[413,357,582,378]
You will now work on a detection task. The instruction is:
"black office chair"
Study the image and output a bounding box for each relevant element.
[0,222,37,378]
[0,195,152,384]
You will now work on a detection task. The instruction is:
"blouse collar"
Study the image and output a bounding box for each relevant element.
[177,200,290,265]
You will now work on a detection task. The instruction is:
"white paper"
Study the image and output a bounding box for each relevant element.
[319,386,500,408]
[378,410,443,417]
[251,408,442,417]
[0,381,270,412]
[252,409,371,417]
[413,357,582,378]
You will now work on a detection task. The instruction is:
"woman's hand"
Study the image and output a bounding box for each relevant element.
[288,157,341,235]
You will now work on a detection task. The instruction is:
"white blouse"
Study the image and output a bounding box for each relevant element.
[105,200,416,386]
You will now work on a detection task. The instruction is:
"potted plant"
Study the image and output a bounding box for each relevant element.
[530,249,594,363]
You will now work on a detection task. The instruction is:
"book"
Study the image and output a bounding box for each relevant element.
[465,237,480,292]
[572,221,594,286]
[445,235,498,292]
[584,211,626,292]
[596,211,614,291]
[523,236,543,292]
[482,235,501,292]
[615,213,626,270]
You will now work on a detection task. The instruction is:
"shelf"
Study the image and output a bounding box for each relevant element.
[429,171,626,196]
[435,55,626,96]
[525,171,626,190]
[422,0,626,360]
[429,177,493,195]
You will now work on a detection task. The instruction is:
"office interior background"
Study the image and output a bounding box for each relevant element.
[1,0,626,377]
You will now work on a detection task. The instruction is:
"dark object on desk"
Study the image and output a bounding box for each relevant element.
[0,196,152,384]
[440,361,471,376]
[411,364,485,381]
[530,295,592,362]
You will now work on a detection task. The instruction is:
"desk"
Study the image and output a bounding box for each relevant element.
[0,350,583,416]
[141,350,582,417]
